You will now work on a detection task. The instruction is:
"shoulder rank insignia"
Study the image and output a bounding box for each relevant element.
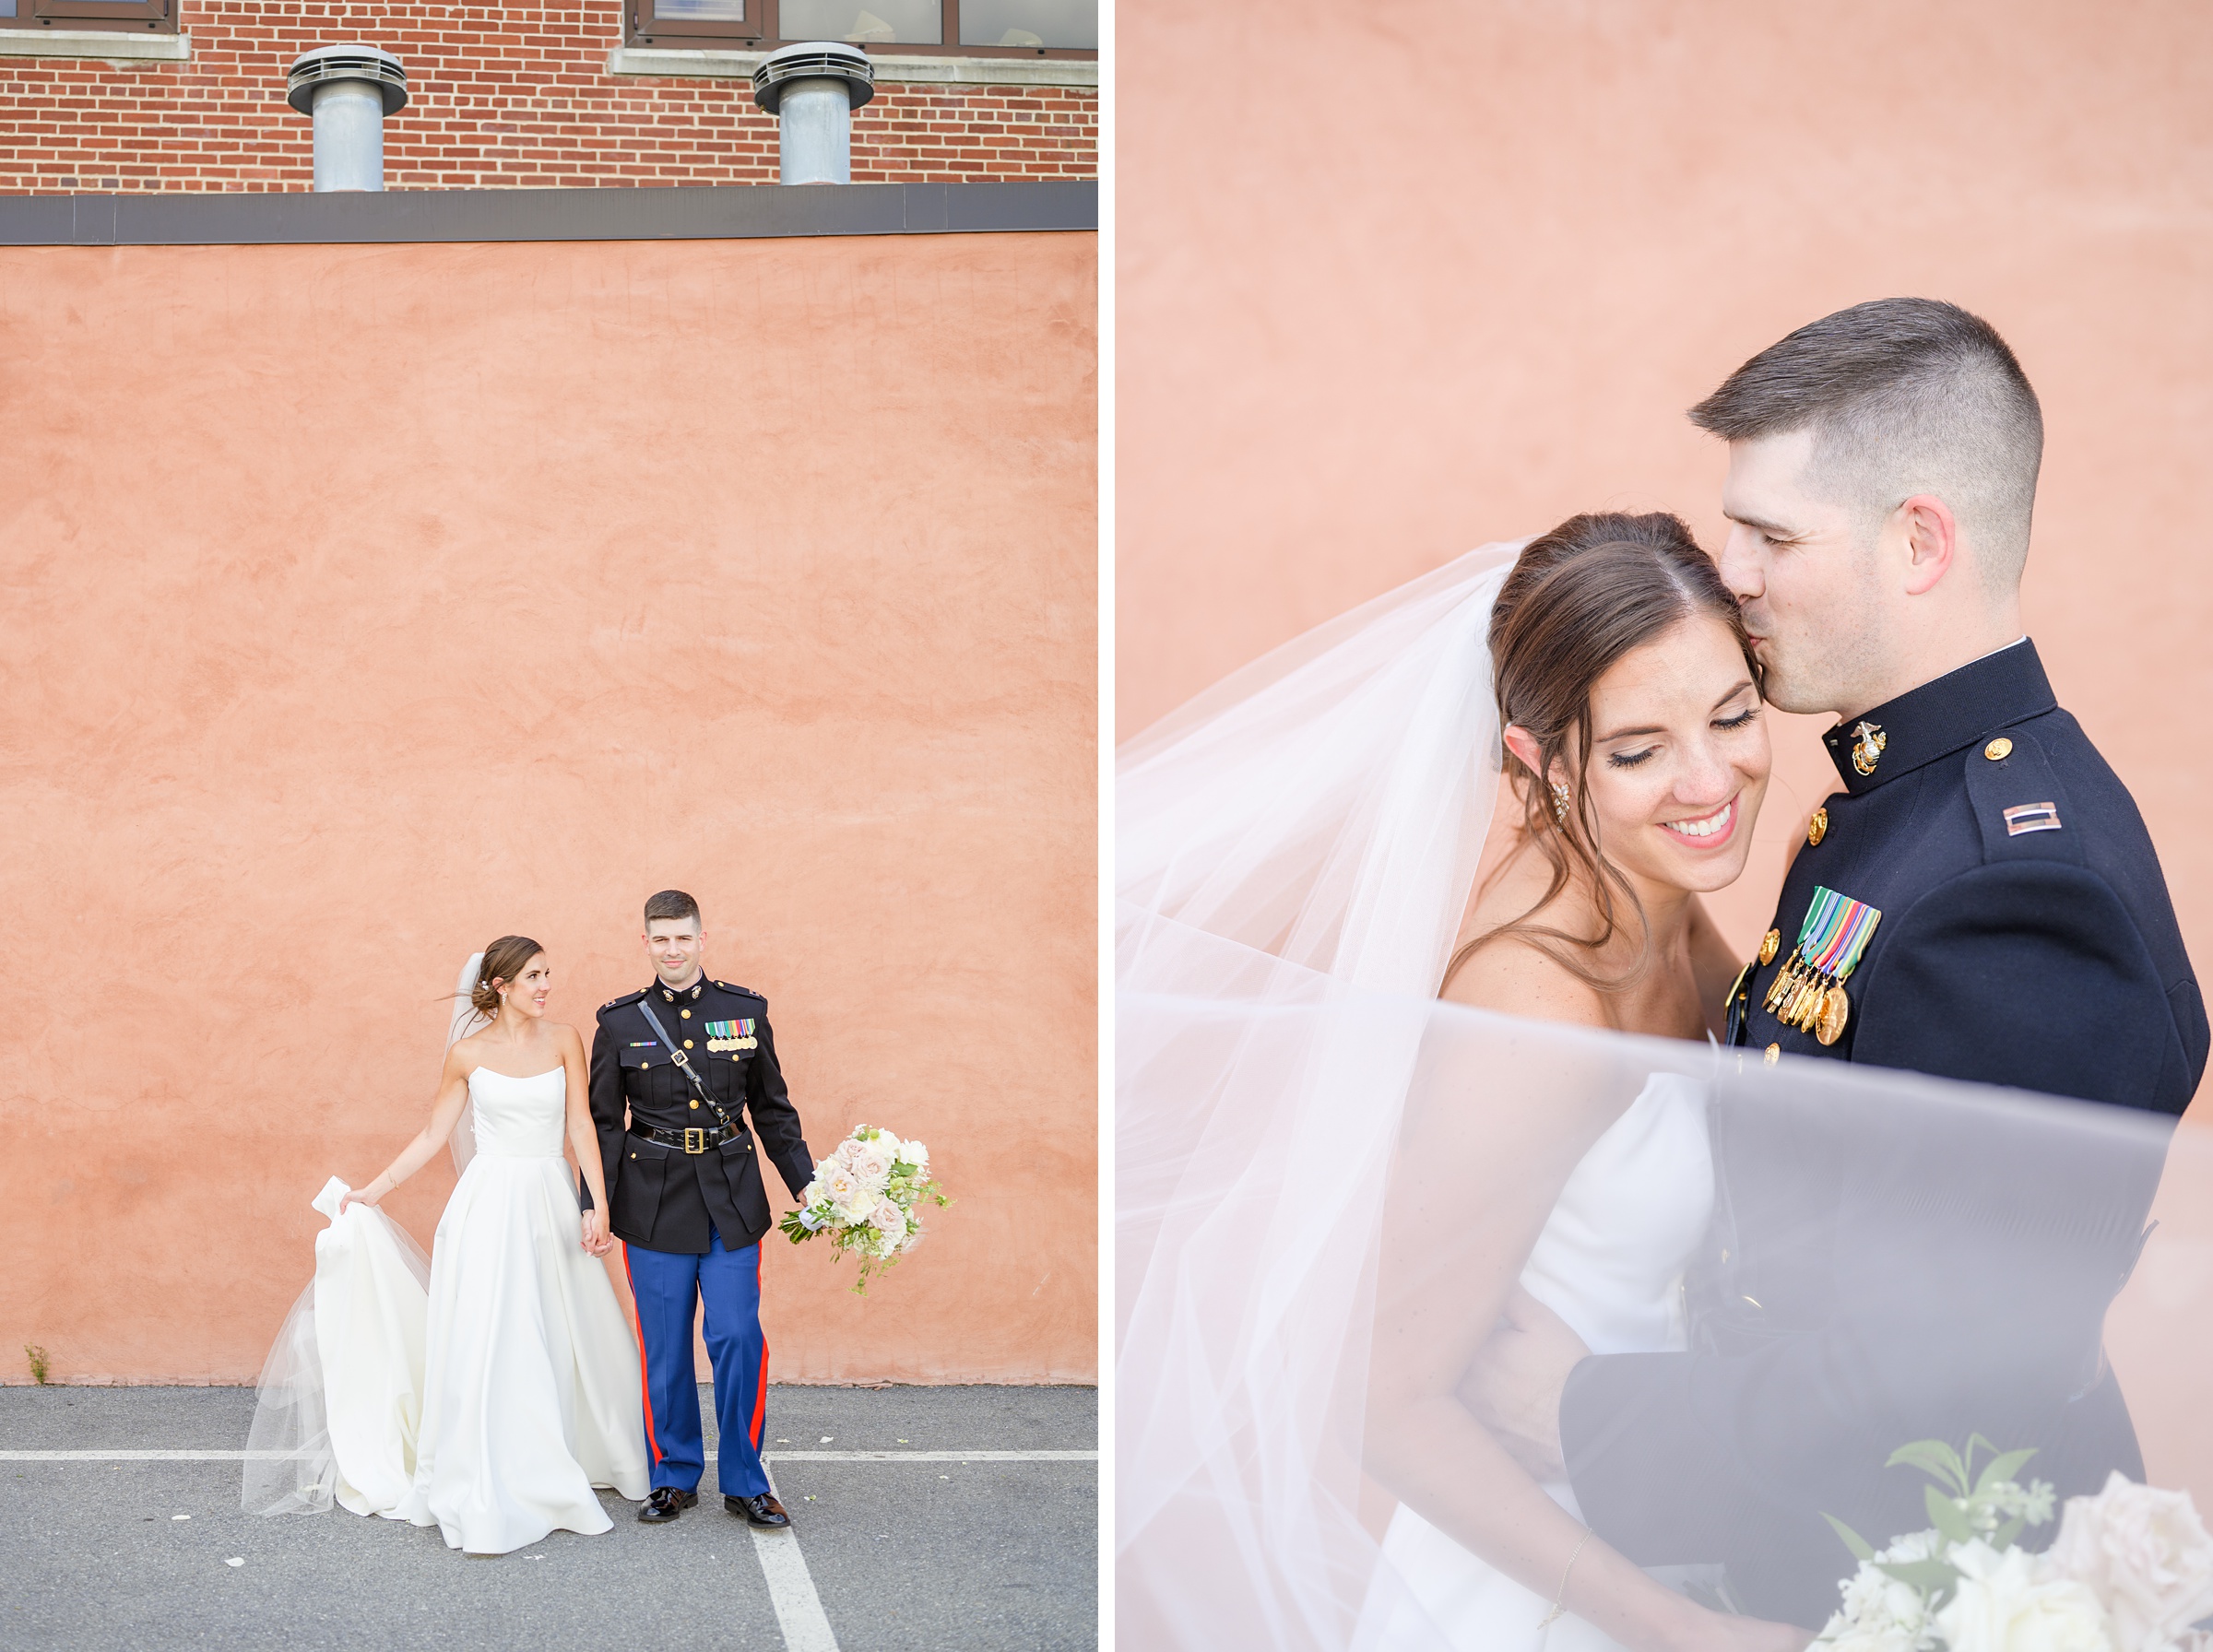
[2003,800,2061,836]
[1763,885,1882,1045]
[1851,720,1887,775]
[705,1017,759,1053]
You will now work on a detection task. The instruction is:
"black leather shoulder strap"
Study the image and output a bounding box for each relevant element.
[635,997,745,1138]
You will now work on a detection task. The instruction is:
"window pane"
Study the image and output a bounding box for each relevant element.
[779,0,940,43]
[959,0,1094,49]
[654,0,744,17]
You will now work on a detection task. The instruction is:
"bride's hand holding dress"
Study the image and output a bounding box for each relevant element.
[248,939,649,1554]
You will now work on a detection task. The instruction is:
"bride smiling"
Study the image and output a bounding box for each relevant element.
[1118,513,1807,1651]
[248,936,650,1554]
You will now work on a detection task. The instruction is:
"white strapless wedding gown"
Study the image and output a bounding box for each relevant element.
[1356,1071,1716,1652]
[250,1067,650,1553]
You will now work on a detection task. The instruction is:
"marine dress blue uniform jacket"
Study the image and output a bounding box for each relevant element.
[1559,640,2208,1624]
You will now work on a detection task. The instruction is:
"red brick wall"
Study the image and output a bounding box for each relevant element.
[0,2,1095,192]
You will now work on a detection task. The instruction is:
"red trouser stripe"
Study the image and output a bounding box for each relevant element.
[750,1243,769,1449]
[621,1243,663,1465]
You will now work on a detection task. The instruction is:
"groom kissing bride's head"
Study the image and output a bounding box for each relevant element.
[1696,296,2043,725]
[1118,295,2205,1651]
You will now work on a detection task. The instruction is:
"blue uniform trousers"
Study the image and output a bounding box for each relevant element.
[621,1227,772,1499]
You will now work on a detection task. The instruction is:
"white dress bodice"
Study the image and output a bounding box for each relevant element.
[1519,1070,1712,1356]
[467,1067,567,1159]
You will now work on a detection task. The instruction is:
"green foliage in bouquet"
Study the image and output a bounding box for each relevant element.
[1824,1434,2056,1616]
[779,1125,952,1296]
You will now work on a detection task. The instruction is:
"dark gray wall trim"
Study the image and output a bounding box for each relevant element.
[0,182,1096,248]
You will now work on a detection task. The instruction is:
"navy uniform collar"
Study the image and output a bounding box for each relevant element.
[1821,638,2055,795]
[652,974,708,1004]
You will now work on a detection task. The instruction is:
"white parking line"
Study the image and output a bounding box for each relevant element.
[753,1462,841,1652]
[0,1447,1095,1463]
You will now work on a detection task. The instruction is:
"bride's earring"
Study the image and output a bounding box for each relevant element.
[1550,780,1571,827]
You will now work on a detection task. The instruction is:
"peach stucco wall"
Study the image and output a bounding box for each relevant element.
[1,227,1095,1384]
[1117,0,2213,1016]
[1118,1,2213,1494]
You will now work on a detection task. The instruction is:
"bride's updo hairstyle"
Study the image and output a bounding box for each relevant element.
[468,935,545,1021]
[1460,511,1756,988]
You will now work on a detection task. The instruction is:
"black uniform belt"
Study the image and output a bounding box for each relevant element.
[630,1121,749,1155]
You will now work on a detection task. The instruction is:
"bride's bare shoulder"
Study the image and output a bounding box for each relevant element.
[1440,936,1611,1031]
[1441,833,1610,1029]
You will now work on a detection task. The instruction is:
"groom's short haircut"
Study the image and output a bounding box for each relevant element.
[1689,298,2043,593]
[644,889,701,928]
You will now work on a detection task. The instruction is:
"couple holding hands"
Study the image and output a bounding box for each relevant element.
[247,889,813,1555]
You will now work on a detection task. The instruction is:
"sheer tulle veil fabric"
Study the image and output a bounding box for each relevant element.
[242,954,482,1516]
[1114,543,2195,1650]
[445,951,488,1174]
[1118,543,1523,1646]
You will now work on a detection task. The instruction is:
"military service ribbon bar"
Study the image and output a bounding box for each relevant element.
[1762,884,1883,1046]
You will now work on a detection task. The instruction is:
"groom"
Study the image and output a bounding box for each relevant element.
[586,889,816,1528]
[1471,299,2207,1622]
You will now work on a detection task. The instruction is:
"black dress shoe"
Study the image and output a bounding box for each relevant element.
[727,1493,790,1528]
[638,1488,698,1523]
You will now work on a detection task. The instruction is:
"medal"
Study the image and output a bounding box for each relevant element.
[1817,985,1851,1045]
[1771,886,1883,1046]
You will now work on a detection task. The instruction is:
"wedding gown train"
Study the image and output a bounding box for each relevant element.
[1355,1070,1716,1652]
[247,1066,650,1553]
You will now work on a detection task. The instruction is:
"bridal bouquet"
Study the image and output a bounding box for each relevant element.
[1816,1436,2213,1652]
[779,1126,949,1294]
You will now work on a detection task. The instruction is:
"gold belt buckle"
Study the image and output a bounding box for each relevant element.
[682,1127,705,1154]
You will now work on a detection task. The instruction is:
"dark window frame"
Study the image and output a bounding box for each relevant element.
[0,0,173,32]
[629,0,1096,59]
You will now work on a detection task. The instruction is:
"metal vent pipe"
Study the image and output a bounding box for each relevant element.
[751,41,875,185]
[286,46,410,193]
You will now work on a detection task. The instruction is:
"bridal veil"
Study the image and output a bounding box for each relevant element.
[1116,542,2210,1648]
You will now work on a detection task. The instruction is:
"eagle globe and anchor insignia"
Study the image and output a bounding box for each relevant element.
[1763,885,1883,1046]
[1851,719,1888,775]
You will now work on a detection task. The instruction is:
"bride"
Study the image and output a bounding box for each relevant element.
[247,936,650,1553]
[1118,513,1809,1650]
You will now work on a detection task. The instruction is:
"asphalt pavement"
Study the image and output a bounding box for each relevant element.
[0,1384,1095,1652]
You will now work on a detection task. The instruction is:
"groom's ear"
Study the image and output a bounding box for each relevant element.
[1897,494,1960,596]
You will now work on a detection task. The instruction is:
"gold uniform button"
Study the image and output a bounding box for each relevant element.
[1806,807,1828,847]
[1757,928,1781,966]
[690,1099,700,1110]
[680,1009,692,1020]
[684,1039,694,1049]
[1763,1044,1781,1065]
[1984,737,2014,761]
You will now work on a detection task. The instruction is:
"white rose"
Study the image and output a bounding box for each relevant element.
[820,1166,861,1208]
[833,1137,866,1168]
[851,1147,893,1190]
[1935,1540,2112,1652]
[838,1189,879,1225]
[870,1200,907,1239]
[2044,1473,2213,1652]
[899,1140,929,1174]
